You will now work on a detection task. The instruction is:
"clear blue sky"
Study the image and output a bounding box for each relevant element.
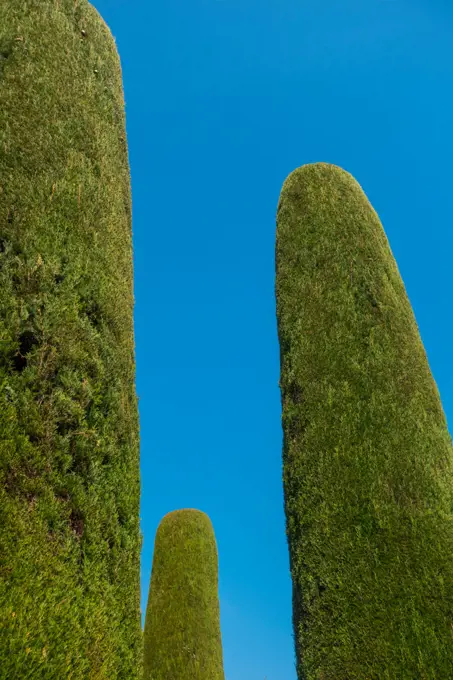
[92,2,453,679]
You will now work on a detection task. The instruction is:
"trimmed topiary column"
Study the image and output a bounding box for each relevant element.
[143,509,225,680]
[0,2,142,678]
[275,162,453,679]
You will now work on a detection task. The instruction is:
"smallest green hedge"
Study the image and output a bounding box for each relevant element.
[143,509,225,680]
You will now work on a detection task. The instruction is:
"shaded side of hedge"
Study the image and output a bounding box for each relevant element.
[143,509,225,680]
[0,2,142,678]
[276,162,453,679]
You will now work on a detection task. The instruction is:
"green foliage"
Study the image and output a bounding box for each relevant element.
[275,162,453,679]
[0,1,142,678]
[143,509,225,680]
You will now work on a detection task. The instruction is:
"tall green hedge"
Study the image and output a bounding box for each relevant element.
[143,509,225,680]
[275,162,453,679]
[0,2,142,678]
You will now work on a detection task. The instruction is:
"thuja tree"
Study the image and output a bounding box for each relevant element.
[0,2,142,678]
[275,162,453,679]
[143,509,225,680]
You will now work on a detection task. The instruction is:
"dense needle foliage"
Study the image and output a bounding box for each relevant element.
[276,162,453,679]
[143,509,225,680]
[0,2,142,678]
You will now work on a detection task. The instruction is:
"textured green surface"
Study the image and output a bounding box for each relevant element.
[143,509,225,680]
[0,2,142,678]
[275,162,453,679]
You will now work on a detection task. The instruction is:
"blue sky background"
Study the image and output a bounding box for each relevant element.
[91,2,453,679]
